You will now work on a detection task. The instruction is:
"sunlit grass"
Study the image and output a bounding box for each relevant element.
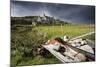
[32,24,95,39]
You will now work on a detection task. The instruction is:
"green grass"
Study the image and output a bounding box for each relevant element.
[11,26,61,66]
[32,24,95,39]
[17,55,61,66]
[11,24,95,66]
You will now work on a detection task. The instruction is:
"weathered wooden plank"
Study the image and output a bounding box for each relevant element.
[42,45,74,63]
[67,44,95,61]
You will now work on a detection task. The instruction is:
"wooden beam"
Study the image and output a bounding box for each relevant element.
[42,45,74,63]
[67,44,95,61]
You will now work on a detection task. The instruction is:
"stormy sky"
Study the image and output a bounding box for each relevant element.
[11,1,95,24]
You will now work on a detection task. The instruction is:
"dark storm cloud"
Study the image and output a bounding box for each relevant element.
[11,1,44,16]
[11,1,95,24]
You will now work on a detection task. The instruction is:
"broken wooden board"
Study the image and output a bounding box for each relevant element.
[42,44,87,63]
[67,44,95,61]
[42,45,74,63]
[68,39,95,54]
[42,42,95,63]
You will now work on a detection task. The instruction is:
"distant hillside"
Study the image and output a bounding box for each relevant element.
[11,16,69,26]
